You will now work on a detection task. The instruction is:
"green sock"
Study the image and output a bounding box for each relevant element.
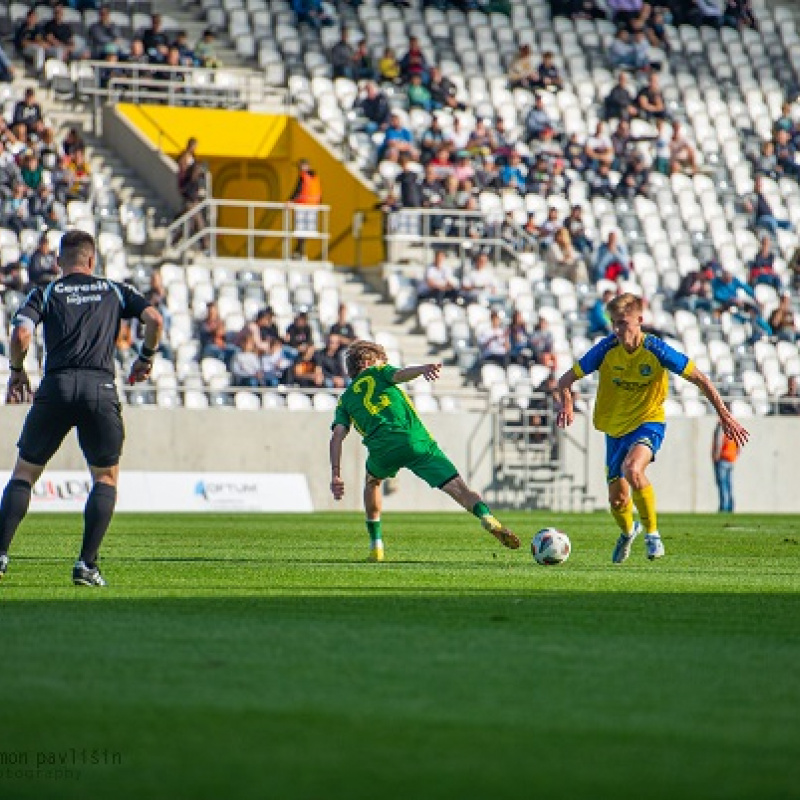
[472,501,492,520]
[366,519,382,544]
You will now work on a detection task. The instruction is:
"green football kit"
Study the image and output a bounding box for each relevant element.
[332,365,459,488]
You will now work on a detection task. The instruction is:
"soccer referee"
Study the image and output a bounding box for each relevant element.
[0,231,163,586]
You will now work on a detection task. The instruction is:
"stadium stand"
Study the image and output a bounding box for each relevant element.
[1,0,800,425]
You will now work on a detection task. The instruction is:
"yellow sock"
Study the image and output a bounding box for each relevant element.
[632,485,658,533]
[610,498,635,535]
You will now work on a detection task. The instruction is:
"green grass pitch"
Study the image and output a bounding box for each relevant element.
[1,512,799,800]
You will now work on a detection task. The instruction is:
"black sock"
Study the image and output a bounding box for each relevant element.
[0,479,32,555]
[80,483,117,567]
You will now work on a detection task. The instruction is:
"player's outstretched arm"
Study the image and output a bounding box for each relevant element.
[329,424,349,500]
[555,367,579,428]
[686,367,750,447]
[391,363,442,384]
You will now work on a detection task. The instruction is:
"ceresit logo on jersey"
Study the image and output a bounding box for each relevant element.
[54,281,110,293]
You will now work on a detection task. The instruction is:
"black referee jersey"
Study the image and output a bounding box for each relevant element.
[12,273,151,468]
[14,273,150,376]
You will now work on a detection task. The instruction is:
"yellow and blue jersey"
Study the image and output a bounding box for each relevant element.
[573,334,694,437]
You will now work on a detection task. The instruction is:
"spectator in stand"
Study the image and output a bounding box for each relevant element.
[593,230,630,281]
[291,0,335,30]
[88,6,122,59]
[330,29,354,79]
[652,119,671,174]
[507,310,534,366]
[607,0,647,29]
[637,73,668,121]
[356,82,390,135]
[286,311,315,359]
[645,9,671,51]
[774,130,799,179]
[351,39,376,81]
[142,14,170,61]
[429,66,462,111]
[525,94,555,141]
[252,306,281,346]
[548,227,588,284]
[195,29,221,68]
[407,74,432,111]
[588,161,616,199]
[493,117,517,159]
[2,183,32,235]
[744,176,794,236]
[261,335,291,386]
[617,151,650,199]
[20,154,43,193]
[12,89,44,143]
[466,119,496,159]
[199,301,231,362]
[478,310,508,366]
[747,235,782,291]
[667,121,698,175]
[778,376,800,415]
[564,204,593,256]
[607,29,649,71]
[27,236,60,288]
[755,140,778,179]
[564,133,586,170]
[420,162,444,208]
[529,318,556,369]
[115,321,135,371]
[500,151,526,192]
[768,294,796,342]
[462,252,500,304]
[29,183,65,230]
[611,118,634,170]
[445,115,470,152]
[419,114,446,163]
[603,72,638,122]
[588,289,615,335]
[429,147,453,181]
[172,32,197,66]
[711,269,759,313]
[418,250,461,305]
[381,113,416,160]
[535,51,563,93]
[691,0,724,28]
[329,303,356,346]
[584,121,614,170]
[379,47,401,84]
[535,206,561,247]
[231,330,264,388]
[724,0,757,29]
[395,154,422,208]
[400,37,428,84]
[312,333,348,388]
[14,10,46,69]
[774,102,795,138]
[0,43,15,84]
[125,38,150,67]
[674,267,713,311]
[476,156,502,192]
[43,4,77,62]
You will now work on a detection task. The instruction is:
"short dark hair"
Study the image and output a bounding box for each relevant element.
[58,231,95,268]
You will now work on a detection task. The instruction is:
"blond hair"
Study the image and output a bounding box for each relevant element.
[345,340,388,379]
[607,292,643,317]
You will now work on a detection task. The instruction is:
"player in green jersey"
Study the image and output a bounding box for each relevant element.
[329,340,520,561]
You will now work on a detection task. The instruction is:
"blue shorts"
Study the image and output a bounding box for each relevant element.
[605,422,665,483]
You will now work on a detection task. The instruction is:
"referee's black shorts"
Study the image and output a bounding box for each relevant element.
[18,370,125,468]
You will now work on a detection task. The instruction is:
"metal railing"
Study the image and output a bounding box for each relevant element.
[165,199,330,262]
[381,207,541,273]
[75,61,290,131]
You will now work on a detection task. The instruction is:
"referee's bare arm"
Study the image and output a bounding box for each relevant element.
[6,320,33,403]
[127,306,164,385]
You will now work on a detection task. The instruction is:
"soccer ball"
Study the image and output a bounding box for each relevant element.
[531,528,571,566]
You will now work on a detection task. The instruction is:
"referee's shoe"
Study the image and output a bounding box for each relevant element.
[72,560,107,587]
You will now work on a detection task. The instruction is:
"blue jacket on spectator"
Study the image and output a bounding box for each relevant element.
[711,274,754,306]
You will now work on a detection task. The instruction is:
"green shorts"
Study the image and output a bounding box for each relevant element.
[366,437,459,489]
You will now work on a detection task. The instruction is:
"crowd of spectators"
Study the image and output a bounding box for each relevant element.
[1,86,95,299]
[130,298,361,390]
[14,6,222,82]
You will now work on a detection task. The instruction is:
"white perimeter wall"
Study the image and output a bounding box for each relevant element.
[0,407,794,513]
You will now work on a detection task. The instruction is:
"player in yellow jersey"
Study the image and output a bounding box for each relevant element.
[555,293,749,563]
[329,340,519,561]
